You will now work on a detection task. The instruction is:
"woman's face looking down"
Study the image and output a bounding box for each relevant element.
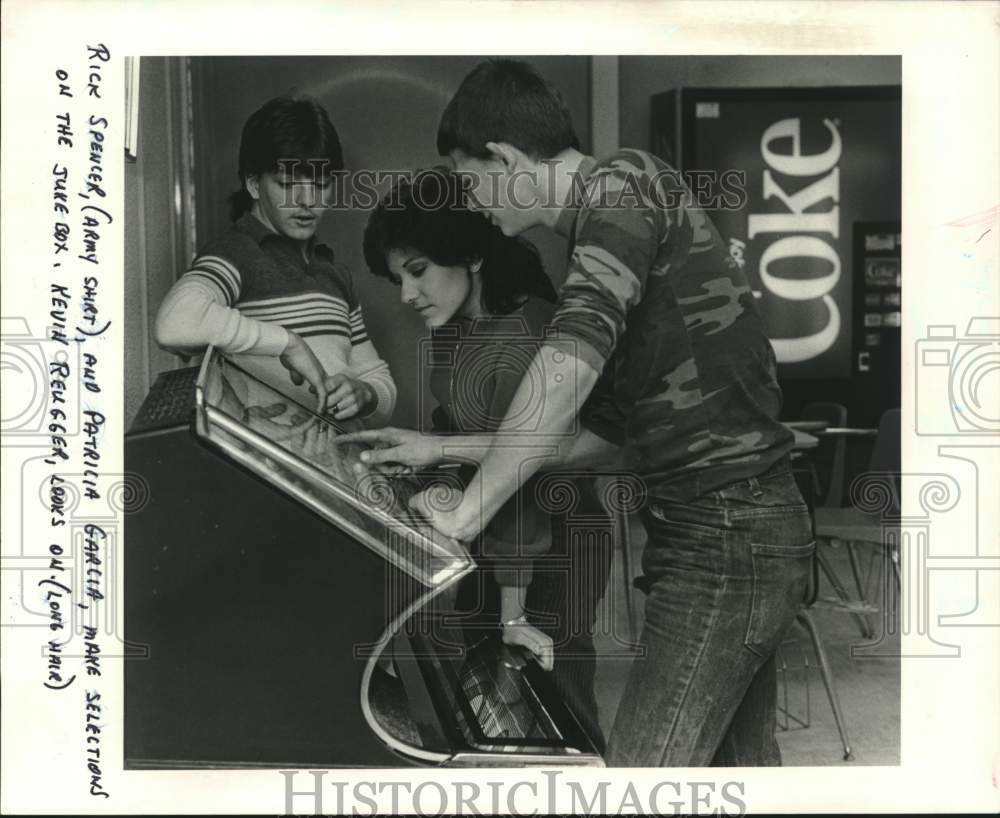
[384,248,483,327]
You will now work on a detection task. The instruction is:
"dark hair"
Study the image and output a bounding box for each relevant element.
[436,59,579,160]
[228,93,344,221]
[363,168,556,315]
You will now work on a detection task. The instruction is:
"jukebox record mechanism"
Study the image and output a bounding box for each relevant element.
[393,622,586,758]
[455,639,555,751]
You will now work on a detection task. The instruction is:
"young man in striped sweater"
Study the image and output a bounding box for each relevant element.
[155,94,396,425]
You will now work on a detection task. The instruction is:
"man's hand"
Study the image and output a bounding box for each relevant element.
[323,373,376,420]
[279,331,328,413]
[334,427,444,470]
[407,486,485,542]
[501,619,554,672]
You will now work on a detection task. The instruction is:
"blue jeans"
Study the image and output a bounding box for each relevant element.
[606,458,814,766]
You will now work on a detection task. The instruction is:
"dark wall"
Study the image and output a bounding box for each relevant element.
[189,56,591,428]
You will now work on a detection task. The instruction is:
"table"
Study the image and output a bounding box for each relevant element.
[788,426,820,451]
[814,427,879,438]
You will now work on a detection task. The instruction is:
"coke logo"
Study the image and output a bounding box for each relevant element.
[748,117,842,364]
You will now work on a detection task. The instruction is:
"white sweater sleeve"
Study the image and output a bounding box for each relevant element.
[352,352,398,428]
[154,266,289,357]
[345,302,397,427]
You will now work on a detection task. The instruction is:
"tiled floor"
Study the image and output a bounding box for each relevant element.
[590,519,901,766]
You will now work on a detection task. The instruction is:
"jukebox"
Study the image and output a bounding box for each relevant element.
[124,349,604,768]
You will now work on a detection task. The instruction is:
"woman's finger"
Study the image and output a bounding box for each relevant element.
[333,429,391,446]
[359,446,409,465]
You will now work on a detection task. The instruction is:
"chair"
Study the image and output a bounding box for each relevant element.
[801,401,848,507]
[800,402,878,638]
[813,409,902,635]
[789,464,855,761]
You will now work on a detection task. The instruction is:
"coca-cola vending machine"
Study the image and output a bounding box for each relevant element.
[651,86,901,426]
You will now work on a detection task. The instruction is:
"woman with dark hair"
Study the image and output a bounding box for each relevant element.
[359,168,612,749]
[156,93,396,425]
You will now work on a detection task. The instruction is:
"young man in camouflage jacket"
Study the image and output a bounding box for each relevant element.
[348,59,813,767]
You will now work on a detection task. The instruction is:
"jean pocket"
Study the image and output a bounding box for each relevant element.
[640,505,727,580]
[744,539,815,657]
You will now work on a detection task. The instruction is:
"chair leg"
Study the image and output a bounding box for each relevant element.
[845,540,872,614]
[797,610,854,761]
[816,544,875,640]
[890,545,901,593]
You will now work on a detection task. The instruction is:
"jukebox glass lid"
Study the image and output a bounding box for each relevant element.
[193,347,473,588]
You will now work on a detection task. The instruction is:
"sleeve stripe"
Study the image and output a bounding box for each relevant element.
[277,318,351,333]
[239,292,348,310]
[297,327,352,340]
[183,270,236,305]
[348,305,368,342]
[241,303,349,321]
[193,256,242,298]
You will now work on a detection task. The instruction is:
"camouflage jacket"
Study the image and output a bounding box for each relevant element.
[551,149,793,501]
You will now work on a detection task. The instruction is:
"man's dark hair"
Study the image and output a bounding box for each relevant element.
[229,93,344,220]
[363,168,556,315]
[436,59,579,160]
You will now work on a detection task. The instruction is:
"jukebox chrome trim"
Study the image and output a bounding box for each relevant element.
[194,348,474,589]
[359,588,459,766]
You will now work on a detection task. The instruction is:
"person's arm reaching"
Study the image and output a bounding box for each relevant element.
[412,168,662,540]
[154,256,288,356]
[409,344,600,539]
[154,256,328,408]
[337,415,622,472]
[320,275,397,425]
[344,306,397,426]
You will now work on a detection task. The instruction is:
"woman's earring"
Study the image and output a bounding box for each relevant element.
[470,260,482,274]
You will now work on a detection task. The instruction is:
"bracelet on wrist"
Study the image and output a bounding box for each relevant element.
[502,615,528,628]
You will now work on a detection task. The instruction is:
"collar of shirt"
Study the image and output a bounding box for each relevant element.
[234,211,334,263]
[554,155,598,238]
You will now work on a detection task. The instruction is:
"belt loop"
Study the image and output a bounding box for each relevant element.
[749,476,763,498]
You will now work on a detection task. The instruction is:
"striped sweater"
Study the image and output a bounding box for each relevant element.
[155,212,396,426]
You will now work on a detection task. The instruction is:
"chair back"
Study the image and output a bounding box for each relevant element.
[802,401,848,507]
[867,408,901,513]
